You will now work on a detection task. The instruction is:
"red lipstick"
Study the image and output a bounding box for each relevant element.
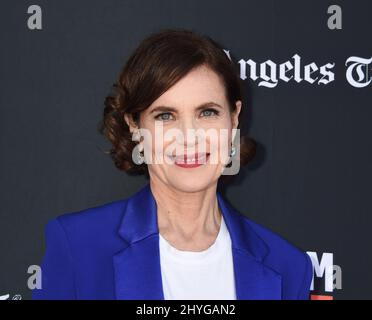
[172,153,210,169]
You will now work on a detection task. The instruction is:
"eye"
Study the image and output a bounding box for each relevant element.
[200,108,219,117]
[154,112,174,121]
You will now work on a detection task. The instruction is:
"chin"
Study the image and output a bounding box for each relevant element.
[166,166,221,193]
[168,179,211,193]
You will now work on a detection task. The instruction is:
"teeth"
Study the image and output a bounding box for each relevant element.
[173,154,207,163]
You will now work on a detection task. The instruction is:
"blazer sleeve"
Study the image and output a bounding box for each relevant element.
[297,252,314,300]
[32,218,77,300]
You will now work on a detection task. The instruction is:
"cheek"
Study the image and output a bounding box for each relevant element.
[206,119,233,155]
[208,134,230,165]
[137,125,172,167]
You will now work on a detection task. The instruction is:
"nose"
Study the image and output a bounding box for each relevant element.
[177,116,200,148]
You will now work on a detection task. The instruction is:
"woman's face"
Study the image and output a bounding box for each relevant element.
[126,64,241,193]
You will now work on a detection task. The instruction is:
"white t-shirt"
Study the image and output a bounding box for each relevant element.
[158,214,237,300]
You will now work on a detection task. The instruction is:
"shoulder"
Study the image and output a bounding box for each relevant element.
[54,197,128,232]
[43,196,131,254]
[243,216,309,264]
[34,197,132,300]
[239,213,313,299]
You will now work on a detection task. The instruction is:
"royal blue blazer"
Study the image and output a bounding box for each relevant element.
[32,183,313,300]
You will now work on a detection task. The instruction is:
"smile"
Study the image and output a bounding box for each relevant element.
[167,153,210,168]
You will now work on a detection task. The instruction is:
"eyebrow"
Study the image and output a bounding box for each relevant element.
[149,101,223,114]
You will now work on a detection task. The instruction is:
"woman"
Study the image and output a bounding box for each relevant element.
[32,28,313,300]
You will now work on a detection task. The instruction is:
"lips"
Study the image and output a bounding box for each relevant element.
[168,152,210,167]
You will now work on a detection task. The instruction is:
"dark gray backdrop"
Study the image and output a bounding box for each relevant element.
[1,0,371,299]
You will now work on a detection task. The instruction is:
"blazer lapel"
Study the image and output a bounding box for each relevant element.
[216,192,282,299]
[113,183,282,300]
[113,184,164,300]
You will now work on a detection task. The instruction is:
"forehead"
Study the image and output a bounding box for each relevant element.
[149,65,227,108]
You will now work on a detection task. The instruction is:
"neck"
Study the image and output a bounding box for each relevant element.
[149,177,222,249]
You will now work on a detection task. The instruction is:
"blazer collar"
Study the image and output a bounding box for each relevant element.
[113,183,282,300]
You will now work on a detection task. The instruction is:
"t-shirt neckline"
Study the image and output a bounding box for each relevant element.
[158,214,230,263]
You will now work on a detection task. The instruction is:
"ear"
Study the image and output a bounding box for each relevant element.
[124,113,138,133]
[230,101,241,142]
[231,100,242,130]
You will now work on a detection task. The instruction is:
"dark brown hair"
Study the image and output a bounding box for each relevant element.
[99,28,256,179]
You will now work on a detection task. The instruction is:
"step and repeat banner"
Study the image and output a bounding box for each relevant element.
[0,0,371,300]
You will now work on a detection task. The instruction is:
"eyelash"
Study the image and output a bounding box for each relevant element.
[154,108,220,121]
